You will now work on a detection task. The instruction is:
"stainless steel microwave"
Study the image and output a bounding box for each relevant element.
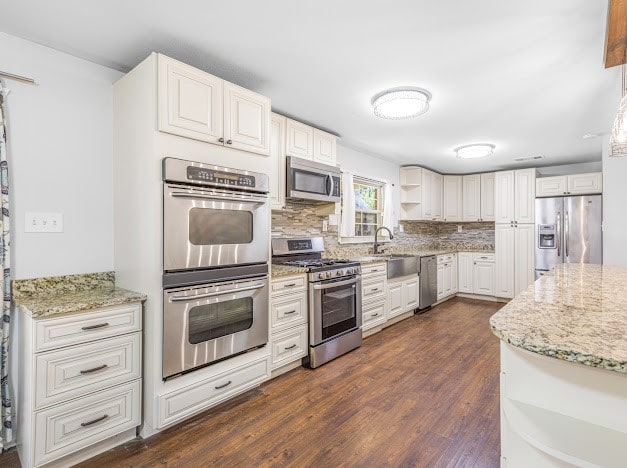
[286,156,341,203]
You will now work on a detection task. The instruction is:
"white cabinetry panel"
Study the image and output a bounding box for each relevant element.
[514,169,536,224]
[480,172,496,221]
[462,174,481,222]
[223,81,271,156]
[567,172,602,195]
[514,224,535,296]
[536,176,567,198]
[495,171,515,224]
[443,175,463,222]
[269,113,287,209]
[496,225,516,298]
[286,119,314,159]
[313,129,337,165]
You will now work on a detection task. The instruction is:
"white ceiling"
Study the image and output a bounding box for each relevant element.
[0,0,622,173]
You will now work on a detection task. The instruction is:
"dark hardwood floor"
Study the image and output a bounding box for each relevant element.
[1,297,503,467]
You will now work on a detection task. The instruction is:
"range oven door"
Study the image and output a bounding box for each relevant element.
[164,184,269,271]
[163,276,269,379]
[310,275,362,347]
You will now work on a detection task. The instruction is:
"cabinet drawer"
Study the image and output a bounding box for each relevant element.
[35,333,141,410]
[362,282,386,299]
[473,252,495,262]
[270,293,307,332]
[34,304,142,353]
[361,263,386,276]
[34,380,141,467]
[362,302,386,327]
[271,275,306,295]
[270,325,308,370]
[159,356,269,428]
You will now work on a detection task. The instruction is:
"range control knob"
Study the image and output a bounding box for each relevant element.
[336,270,343,276]
[326,271,332,278]
[318,273,325,279]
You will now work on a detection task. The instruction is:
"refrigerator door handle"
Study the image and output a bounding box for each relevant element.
[565,210,569,258]
[556,212,561,257]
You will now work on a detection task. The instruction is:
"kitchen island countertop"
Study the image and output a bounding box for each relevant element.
[490,263,627,374]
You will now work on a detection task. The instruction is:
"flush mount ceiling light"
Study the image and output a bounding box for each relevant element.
[372,87,431,120]
[454,144,495,159]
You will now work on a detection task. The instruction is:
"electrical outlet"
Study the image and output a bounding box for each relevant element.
[322,220,328,232]
[457,225,463,233]
[25,212,63,233]
[399,224,404,233]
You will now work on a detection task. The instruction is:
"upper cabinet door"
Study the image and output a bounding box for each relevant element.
[443,175,462,222]
[313,129,337,165]
[480,172,495,221]
[432,172,443,221]
[495,171,515,224]
[514,169,536,224]
[269,113,287,210]
[462,174,481,222]
[567,172,602,195]
[422,169,434,219]
[286,119,314,160]
[223,81,271,156]
[158,55,223,143]
[536,176,567,197]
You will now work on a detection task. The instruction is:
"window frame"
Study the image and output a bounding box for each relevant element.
[340,176,388,244]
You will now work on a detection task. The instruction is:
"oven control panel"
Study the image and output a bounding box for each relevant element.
[187,166,256,188]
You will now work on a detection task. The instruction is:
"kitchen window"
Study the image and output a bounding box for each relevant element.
[353,178,383,237]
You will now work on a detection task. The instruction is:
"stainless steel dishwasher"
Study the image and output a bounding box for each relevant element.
[418,255,437,311]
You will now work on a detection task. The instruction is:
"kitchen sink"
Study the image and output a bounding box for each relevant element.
[373,254,419,279]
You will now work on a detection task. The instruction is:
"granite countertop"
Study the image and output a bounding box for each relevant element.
[490,263,627,374]
[352,248,495,265]
[13,272,147,319]
[271,264,308,278]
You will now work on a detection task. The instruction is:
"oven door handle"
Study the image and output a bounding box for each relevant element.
[312,277,358,290]
[170,191,267,205]
[169,283,266,302]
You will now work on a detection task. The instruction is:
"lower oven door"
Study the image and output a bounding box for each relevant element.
[310,275,362,347]
[163,276,269,379]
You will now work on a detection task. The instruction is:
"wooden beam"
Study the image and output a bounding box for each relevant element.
[605,0,627,68]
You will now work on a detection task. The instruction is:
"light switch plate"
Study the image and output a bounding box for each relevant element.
[25,212,63,233]
[322,220,328,232]
[457,225,463,233]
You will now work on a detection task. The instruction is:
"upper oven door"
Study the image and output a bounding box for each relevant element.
[310,275,362,346]
[287,157,341,203]
[164,184,269,271]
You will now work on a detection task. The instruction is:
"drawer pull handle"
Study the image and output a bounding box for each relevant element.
[81,322,109,331]
[284,344,297,350]
[284,283,297,287]
[371,269,380,272]
[284,310,297,315]
[370,313,380,317]
[214,380,232,390]
[81,414,109,427]
[371,288,379,292]
[80,364,108,375]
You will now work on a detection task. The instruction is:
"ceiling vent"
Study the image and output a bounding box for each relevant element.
[513,155,545,162]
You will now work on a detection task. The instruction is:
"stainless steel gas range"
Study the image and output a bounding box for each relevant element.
[272,237,362,368]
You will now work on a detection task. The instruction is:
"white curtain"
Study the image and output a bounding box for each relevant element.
[340,171,355,237]
[381,182,394,238]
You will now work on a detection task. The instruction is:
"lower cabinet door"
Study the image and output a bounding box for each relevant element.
[270,325,308,370]
[436,264,444,300]
[458,253,474,293]
[387,282,403,318]
[404,278,419,310]
[34,380,141,467]
[474,261,495,296]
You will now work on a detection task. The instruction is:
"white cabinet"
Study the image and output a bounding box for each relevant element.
[270,274,308,372]
[158,54,270,156]
[421,169,443,221]
[432,172,443,221]
[400,166,442,221]
[313,129,337,165]
[514,224,535,296]
[437,254,458,301]
[480,172,496,221]
[18,303,143,468]
[514,169,536,224]
[362,262,387,332]
[473,254,496,296]
[495,225,516,298]
[536,172,603,197]
[443,175,463,222]
[400,167,423,221]
[285,118,314,160]
[495,171,515,224]
[269,113,287,210]
[462,174,481,222]
[458,252,474,293]
[387,274,420,319]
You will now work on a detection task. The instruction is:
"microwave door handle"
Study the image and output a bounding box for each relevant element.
[170,192,267,205]
[326,174,333,197]
[169,283,266,302]
[313,277,358,290]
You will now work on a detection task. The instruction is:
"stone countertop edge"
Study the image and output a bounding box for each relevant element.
[12,271,147,320]
[489,263,627,375]
[271,264,309,278]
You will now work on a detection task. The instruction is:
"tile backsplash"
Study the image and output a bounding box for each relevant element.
[271,202,494,256]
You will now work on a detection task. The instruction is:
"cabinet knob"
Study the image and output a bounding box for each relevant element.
[226,139,233,145]
[218,137,224,143]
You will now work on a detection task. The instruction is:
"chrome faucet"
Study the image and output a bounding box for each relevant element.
[373,226,394,255]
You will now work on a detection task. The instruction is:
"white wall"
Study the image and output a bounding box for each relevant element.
[1,33,122,279]
[602,136,627,267]
[536,161,602,176]
[337,143,400,227]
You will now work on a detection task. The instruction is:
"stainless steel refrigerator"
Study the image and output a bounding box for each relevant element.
[535,195,602,279]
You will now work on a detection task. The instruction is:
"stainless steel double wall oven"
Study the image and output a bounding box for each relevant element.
[162,158,270,379]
